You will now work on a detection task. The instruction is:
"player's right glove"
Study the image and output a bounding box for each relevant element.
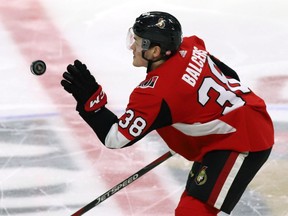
[61,60,107,112]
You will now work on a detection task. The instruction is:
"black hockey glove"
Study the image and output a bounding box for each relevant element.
[61,60,107,112]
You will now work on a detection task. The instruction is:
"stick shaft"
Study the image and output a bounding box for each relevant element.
[71,151,173,216]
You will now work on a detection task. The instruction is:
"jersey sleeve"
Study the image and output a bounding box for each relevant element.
[77,88,171,149]
[104,90,171,148]
[77,105,119,143]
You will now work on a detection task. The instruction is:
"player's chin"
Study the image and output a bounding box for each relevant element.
[132,62,141,67]
[132,60,142,67]
[132,57,147,68]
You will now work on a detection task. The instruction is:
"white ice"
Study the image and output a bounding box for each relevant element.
[0,0,287,215]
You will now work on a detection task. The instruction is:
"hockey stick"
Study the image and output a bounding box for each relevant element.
[71,151,174,216]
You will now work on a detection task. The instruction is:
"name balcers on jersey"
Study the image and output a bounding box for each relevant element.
[79,36,274,161]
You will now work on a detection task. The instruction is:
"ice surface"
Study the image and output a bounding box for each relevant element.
[0,0,287,215]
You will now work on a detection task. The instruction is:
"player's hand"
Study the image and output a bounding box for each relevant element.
[61,60,107,111]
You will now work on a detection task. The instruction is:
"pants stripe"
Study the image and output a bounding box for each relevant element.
[208,152,248,209]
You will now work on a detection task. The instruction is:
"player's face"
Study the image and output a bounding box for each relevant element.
[131,36,148,67]
[126,28,148,68]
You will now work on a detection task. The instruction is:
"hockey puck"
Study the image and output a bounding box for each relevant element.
[30,60,46,75]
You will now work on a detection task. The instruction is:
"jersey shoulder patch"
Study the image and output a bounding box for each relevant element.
[138,76,159,89]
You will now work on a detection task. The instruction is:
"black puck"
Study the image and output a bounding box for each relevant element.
[30,60,46,75]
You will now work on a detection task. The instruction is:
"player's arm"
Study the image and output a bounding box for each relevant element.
[209,55,240,81]
[61,60,171,148]
[75,97,171,148]
[104,96,172,148]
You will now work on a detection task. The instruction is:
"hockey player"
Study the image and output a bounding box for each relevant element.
[61,11,274,216]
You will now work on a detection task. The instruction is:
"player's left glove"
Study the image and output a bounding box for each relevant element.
[61,59,107,112]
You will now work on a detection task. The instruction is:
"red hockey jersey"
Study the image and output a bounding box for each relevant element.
[103,36,274,161]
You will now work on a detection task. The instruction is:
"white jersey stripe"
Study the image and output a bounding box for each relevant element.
[172,119,236,137]
[214,152,248,209]
[105,123,130,149]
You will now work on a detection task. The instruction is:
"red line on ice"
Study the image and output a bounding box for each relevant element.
[256,75,288,104]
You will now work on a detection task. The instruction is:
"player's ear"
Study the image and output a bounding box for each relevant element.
[152,45,162,58]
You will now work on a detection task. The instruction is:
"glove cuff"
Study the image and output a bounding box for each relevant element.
[84,85,107,112]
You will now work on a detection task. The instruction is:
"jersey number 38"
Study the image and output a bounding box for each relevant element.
[119,109,147,137]
[198,57,251,115]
